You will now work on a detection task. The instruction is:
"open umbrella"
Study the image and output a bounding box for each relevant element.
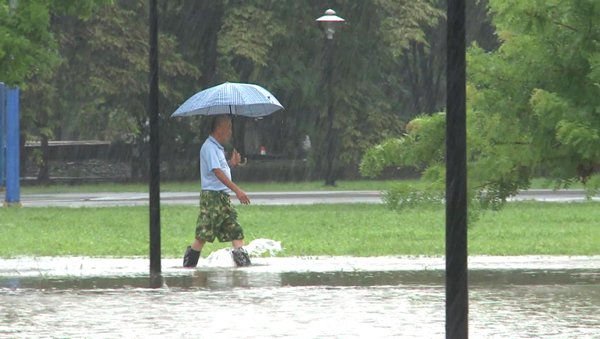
[171,82,284,164]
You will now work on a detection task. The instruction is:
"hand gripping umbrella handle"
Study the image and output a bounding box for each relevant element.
[230,106,248,166]
[233,148,248,167]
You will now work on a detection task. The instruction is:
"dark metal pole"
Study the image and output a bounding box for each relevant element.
[446,0,468,337]
[324,36,336,186]
[229,105,237,149]
[148,0,162,287]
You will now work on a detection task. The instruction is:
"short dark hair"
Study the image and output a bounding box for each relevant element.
[211,115,231,133]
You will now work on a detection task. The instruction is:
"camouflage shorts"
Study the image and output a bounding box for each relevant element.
[195,190,244,243]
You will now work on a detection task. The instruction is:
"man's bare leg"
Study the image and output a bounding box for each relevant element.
[192,239,206,251]
[231,239,244,249]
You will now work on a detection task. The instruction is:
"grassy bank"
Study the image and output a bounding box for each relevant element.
[19,178,585,194]
[0,202,598,258]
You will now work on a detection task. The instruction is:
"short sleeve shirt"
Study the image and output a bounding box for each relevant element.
[200,136,231,193]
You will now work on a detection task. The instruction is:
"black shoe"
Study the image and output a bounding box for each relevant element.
[231,247,252,267]
[183,246,201,268]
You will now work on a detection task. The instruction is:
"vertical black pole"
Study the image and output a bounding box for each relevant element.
[149,0,162,287]
[229,105,237,149]
[446,0,468,337]
[324,37,336,186]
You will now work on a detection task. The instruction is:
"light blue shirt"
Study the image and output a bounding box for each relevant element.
[200,136,231,193]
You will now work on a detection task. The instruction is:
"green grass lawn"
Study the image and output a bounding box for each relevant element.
[0,202,597,258]
[18,177,585,194]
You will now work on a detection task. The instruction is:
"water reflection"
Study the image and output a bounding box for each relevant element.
[1,269,598,290]
[1,269,598,338]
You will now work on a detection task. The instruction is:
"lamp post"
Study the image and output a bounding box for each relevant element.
[446,0,468,337]
[316,9,344,186]
[148,0,162,287]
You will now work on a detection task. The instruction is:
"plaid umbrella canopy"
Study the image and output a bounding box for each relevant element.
[171,82,284,118]
[171,82,284,163]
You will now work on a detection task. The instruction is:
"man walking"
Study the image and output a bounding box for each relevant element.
[183,115,252,267]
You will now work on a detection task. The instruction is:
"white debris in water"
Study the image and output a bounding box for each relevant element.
[245,238,283,258]
[205,238,283,268]
[205,248,236,268]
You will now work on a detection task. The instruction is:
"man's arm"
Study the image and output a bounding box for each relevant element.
[213,168,250,204]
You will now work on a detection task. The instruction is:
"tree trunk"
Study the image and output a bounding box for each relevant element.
[130,135,149,183]
[419,43,437,114]
[200,2,224,89]
[37,110,50,184]
[19,120,26,178]
[37,134,50,184]
[130,140,140,182]
[324,38,337,186]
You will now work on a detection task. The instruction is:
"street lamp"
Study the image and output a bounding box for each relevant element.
[316,9,345,39]
[316,9,344,186]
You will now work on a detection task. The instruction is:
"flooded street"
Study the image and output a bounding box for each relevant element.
[1,256,599,338]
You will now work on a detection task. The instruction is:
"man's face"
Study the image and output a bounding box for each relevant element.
[218,119,232,142]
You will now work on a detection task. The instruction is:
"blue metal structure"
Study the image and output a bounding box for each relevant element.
[5,87,20,206]
[0,83,6,190]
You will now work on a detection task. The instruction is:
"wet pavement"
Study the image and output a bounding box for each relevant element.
[2,189,599,207]
[4,191,383,207]
[1,256,599,338]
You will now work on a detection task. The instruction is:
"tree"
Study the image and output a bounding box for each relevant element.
[4,0,112,180]
[381,0,499,121]
[18,0,502,185]
[1,0,113,87]
[20,0,197,182]
[249,0,447,183]
[361,0,600,209]
[1,1,57,88]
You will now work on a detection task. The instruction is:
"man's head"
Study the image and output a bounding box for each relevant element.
[210,115,232,144]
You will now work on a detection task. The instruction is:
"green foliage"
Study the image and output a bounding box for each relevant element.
[218,4,286,69]
[470,0,600,190]
[0,0,58,87]
[382,182,444,210]
[11,0,499,183]
[50,0,114,18]
[0,0,111,87]
[68,0,197,140]
[376,0,445,57]
[21,1,197,136]
[361,0,600,212]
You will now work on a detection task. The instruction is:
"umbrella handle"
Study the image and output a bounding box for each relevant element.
[233,148,248,166]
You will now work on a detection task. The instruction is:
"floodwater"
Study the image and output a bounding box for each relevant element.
[1,255,599,338]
